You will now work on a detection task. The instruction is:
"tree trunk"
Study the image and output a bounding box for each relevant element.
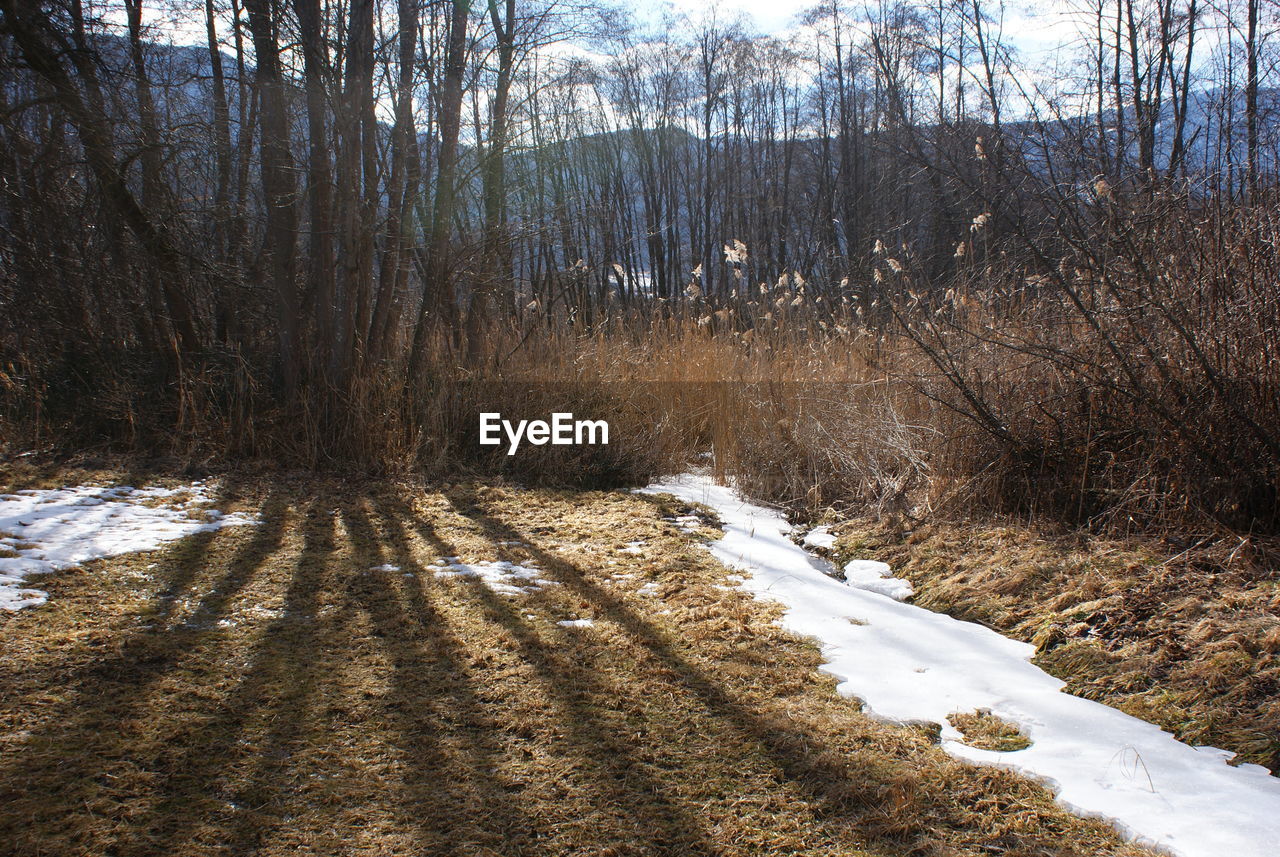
[293,0,336,372]
[242,0,302,393]
[1246,0,1259,196]
[465,0,516,362]
[411,0,471,375]
[370,0,423,364]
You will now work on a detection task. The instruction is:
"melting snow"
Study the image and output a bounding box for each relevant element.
[432,557,557,596]
[557,618,595,628]
[0,483,257,611]
[641,474,1280,857]
[665,515,702,534]
[842,559,914,601]
[802,526,837,549]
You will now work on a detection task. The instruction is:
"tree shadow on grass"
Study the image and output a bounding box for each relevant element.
[433,489,952,857]
[0,480,1130,857]
[370,493,723,856]
[339,496,542,855]
[21,488,536,857]
[0,480,291,856]
[107,494,344,856]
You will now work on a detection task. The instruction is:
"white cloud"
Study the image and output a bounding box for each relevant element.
[638,0,805,36]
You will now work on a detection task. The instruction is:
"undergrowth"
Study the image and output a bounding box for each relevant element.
[4,193,1279,538]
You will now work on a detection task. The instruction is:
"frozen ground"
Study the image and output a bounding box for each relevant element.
[0,483,257,611]
[641,474,1280,857]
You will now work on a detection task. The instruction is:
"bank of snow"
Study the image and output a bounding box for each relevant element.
[0,483,257,611]
[641,474,1280,857]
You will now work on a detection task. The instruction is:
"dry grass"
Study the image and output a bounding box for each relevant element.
[6,185,1280,542]
[948,711,1032,753]
[831,518,1280,773]
[0,470,1159,857]
[9,204,1280,535]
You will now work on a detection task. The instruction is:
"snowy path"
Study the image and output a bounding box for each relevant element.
[0,483,257,610]
[642,474,1280,857]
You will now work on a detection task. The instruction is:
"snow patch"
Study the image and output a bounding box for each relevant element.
[802,526,837,549]
[215,604,285,628]
[842,559,914,601]
[641,474,1280,857]
[0,483,257,611]
[432,557,557,596]
[665,515,702,534]
[557,618,595,628]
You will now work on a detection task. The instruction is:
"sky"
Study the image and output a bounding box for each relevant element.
[127,0,1112,117]
[625,0,1096,115]
[637,0,1083,61]
[131,0,1084,70]
[654,0,803,35]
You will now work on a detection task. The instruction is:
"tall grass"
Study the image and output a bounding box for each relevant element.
[3,191,1277,536]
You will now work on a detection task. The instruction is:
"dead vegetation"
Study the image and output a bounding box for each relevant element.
[0,471,1160,857]
[948,710,1032,753]
[8,191,1279,538]
[830,517,1280,773]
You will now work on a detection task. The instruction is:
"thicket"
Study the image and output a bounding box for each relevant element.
[2,0,1278,536]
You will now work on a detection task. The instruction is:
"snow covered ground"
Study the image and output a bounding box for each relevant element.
[0,483,257,611]
[641,474,1280,857]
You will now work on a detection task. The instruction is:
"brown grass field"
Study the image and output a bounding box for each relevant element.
[0,470,1157,857]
